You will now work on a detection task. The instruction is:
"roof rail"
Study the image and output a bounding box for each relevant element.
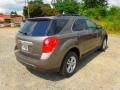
[57,14,80,16]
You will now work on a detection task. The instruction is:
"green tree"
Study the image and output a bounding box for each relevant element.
[51,0,63,5]
[23,4,43,18]
[4,19,11,23]
[79,0,108,19]
[23,0,44,18]
[108,6,120,16]
[29,0,43,4]
[41,4,59,16]
[82,0,108,8]
[52,0,79,14]
[11,11,17,15]
[23,0,59,18]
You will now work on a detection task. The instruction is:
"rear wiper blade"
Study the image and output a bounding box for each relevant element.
[19,31,27,35]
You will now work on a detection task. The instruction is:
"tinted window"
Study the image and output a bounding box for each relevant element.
[73,19,86,31]
[47,19,68,35]
[86,20,97,30]
[19,20,50,36]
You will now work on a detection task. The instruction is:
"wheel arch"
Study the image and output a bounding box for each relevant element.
[68,47,80,60]
[59,47,80,72]
[105,34,108,40]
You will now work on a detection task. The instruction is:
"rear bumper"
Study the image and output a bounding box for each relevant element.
[15,50,61,72]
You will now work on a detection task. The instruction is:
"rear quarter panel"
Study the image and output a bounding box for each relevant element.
[53,32,80,67]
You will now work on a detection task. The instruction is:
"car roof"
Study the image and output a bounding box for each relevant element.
[28,15,88,21]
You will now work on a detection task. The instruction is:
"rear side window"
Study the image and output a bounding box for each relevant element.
[47,19,69,35]
[19,20,50,36]
[73,19,87,31]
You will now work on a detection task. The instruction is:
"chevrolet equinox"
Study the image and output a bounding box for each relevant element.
[14,15,108,77]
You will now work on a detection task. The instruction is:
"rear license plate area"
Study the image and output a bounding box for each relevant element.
[21,43,28,52]
[18,40,33,53]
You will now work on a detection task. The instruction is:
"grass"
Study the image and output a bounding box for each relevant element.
[94,16,120,36]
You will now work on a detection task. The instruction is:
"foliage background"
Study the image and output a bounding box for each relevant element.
[23,0,120,35]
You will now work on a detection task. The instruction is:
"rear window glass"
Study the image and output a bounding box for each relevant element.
[19,19,69,36]
[19,20,50,36]
[47,19,69,35]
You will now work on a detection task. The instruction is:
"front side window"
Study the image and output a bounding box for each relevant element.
[86,20,97,30]
[73,19,86,31]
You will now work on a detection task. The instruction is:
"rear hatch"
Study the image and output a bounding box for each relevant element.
[16,17,69,59]
[16,18,50,59]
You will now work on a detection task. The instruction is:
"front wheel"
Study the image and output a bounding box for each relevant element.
[100,38,107,51]
[60,51,78,77]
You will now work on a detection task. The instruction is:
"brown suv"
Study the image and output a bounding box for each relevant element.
[14,15,108,77]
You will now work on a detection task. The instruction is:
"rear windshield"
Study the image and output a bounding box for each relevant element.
[19,19,68,36]
[19,19,50,36]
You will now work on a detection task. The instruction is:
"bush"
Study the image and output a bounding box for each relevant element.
[108,6,120,16]
[80,6,107,20]
[80,5,120,35]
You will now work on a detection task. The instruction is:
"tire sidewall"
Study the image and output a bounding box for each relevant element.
[60,51,78,77]
[101,38,107,51]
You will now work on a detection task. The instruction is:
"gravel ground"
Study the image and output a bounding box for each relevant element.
[0,28,120,90]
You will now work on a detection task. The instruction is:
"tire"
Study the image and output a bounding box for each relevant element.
[60,51,78,77]
[99,38,107,51]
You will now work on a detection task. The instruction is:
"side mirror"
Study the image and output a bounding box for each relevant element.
[96,25,102,29]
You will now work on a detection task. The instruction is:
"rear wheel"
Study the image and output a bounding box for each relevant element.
[60,51,78,77]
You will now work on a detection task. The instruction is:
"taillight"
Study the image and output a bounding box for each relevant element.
[42,37,59,53]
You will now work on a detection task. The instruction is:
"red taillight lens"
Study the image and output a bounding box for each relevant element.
[42,37,59,53]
